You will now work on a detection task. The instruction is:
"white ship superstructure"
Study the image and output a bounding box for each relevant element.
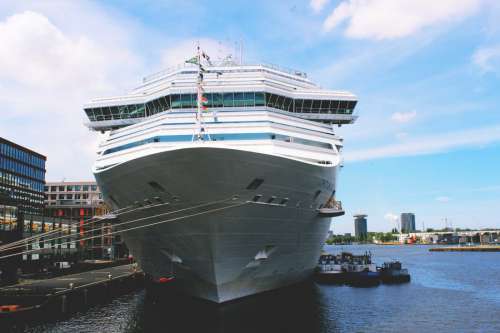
[84,55,357,303]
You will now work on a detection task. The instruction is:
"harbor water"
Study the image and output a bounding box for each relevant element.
[8,245,500,333]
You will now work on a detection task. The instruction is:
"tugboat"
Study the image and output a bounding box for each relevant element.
[343,253,380,287]
[378,261,411,284]
[315,253,346,284]
[315,252,380,287]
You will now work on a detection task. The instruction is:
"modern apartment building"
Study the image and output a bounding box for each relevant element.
[0,137,46,215]
[401,213,416,233]
[354,214,368,240]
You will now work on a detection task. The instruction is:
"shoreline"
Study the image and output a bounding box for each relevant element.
[429,246,500,252]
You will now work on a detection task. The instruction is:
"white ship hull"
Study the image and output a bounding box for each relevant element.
[95,146,336,303]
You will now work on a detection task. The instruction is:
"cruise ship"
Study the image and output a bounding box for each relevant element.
[83,52,358,303]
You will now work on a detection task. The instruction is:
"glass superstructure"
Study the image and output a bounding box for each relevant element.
[85,91,357,122]
[83,62,358,132]
[0,137,46,215]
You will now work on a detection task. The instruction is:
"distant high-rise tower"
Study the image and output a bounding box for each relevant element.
[353,214,368,240]
[401,213,416,233]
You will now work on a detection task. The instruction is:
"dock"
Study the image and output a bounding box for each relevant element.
[0,264,144,321]
[429,245,500,252]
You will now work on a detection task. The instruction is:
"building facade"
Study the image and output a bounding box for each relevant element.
[0,191,22,285]
[0,137,46,215]
[0,137,46,284]
[20,214,79,273]
[44,181,120,259]
[401,213,416,233]
[354,214,368,240]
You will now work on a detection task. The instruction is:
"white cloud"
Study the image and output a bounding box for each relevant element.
[384,212,399,224]
[0,11,137,91]
[0,9,143,180]
[472,44,500,73]
[391,110,417,123]
[345,124,500,162]
[310,0,330,13]
[323,0,483,39]
[436,196,451,202]
[395,132,408,140]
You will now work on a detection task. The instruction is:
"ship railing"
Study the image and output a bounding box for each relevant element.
[141,61,309,84]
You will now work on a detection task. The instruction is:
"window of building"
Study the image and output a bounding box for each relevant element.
[59,186,65,191]
[83,185,89,191]
[91,185,97,191]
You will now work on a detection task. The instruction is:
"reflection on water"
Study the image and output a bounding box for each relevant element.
[12,245,500,333]
[127,281,327,333]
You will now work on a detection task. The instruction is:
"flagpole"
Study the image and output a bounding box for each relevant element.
[196,44,202,141]
[189,45,213,141]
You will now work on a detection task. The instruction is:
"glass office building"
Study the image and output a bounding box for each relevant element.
[0,137,46,216]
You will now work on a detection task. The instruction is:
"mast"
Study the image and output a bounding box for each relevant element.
[192,45,210,141]
[195,45,203,141]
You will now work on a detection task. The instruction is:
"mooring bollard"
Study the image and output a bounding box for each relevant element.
[61,295,67,313]
[83,288,88,305]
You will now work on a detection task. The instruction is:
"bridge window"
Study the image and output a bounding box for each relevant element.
[85,91,357,123]
[255,92,265,106]
[223,93,234,107]
[234,92,245,107]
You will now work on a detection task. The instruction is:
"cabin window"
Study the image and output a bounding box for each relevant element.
[148,181,166,192]
[246,178,264,190]
[313,190,321,200]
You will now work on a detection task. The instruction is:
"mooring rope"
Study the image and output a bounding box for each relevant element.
[0,202,143,251]
[0,197,236,254]
[0,198,184,252]
[0,200,248,261]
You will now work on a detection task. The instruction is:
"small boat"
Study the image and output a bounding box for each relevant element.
[315,252,380,287]
[348,270,380,287]
[378,261,411,284]
[315,254,345,284]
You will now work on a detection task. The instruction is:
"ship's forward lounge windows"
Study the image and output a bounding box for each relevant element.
[280,198,289,205]
[267,196,276,204]
[246,178,264,190]
[85,91,357,124]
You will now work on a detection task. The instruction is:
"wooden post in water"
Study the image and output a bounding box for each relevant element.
[61,295,67,313]
[83,288,88,305]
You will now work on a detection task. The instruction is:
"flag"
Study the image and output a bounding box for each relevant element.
[202,51,212,65]
[201,96,208,103]
[185,56,198,65]
[202,105,208,111]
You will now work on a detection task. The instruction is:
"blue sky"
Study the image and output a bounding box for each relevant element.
[0,0,499,233]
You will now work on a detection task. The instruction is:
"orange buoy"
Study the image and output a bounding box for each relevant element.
[0,305,20,312]
[157,277,174,283]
